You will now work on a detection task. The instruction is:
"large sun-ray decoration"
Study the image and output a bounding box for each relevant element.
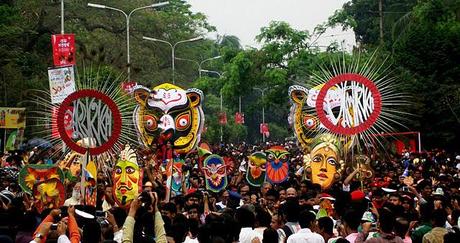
[289,51,412,189]
[26,66,138,166]
[290,51,412,153]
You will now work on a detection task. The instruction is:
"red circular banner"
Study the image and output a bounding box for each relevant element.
[315,73,382,135]
[57,89,122,155]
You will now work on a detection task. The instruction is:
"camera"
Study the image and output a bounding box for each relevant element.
[95,210,109,226]
[139,191,152,207]
[95,210,106,218]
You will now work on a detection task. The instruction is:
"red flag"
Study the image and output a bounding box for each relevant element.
[235,112,245,124]
[260,123,270,137]
[121,81,137,94]
[52,34,76,67]
[219,112,227,125]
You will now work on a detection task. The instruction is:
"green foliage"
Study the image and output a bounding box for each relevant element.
[2,0,459,148]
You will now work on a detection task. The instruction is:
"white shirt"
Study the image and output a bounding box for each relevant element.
[278,222,301,243]
[287,228,325,243]
[184,235,199,243]
[239,227,263,243]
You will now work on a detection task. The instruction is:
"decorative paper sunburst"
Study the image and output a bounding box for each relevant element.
[295,51,412,152]
[26,66,138,162]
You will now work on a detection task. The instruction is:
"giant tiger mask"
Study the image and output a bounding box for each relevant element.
[133,83,204,154]
[289,85,321,152]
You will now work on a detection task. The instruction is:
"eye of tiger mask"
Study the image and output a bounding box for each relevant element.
[133,83,205,154]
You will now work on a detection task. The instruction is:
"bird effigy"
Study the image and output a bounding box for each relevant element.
[246,151,268,187]
[265,146,290,184]
[202,154,228,193]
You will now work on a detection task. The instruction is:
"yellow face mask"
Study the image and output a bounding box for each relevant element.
[310,145,339,189]
[113,160,141,207]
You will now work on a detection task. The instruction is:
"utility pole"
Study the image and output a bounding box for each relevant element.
[379,0,384,45]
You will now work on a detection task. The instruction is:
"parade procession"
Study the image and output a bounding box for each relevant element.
[1,1,460,243]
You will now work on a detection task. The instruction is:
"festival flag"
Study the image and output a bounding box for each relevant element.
[218,112,227,125]
[260,123,270,137]
[121,81,137,94]
[235,112,245,124]
[51,34,76,67]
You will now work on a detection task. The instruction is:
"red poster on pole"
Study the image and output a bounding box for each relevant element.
[218,112,227,125]
[235,112,245,124]
[52,34,76,67]
[260,123,270,137]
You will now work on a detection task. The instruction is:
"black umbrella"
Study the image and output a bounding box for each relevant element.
[26,138,52,149]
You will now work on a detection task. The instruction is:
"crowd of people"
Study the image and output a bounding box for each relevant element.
[1,142,460,243]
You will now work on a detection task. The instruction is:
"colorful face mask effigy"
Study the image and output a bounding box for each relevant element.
[303,134,345,190]
[246,152,267,187]
[133,83,205,154]
[113,145,142,208]
[202,155,227,193]
[18,164,65,213]
[266,146,290,184]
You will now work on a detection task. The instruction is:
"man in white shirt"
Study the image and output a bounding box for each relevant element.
[237,206,263,243]
[287,210,325,243]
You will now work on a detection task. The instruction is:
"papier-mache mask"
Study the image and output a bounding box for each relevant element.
[303,134,345,190]
[266,146,290,184]
[166,158,187,193]
[133,83,205,154]
[113,144,142,208]
[246,152,267,187]
[18,164,65,213]
[202,155,227,193]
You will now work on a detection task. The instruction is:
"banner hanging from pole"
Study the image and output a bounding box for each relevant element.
[260,123,269,137]
[235,112,245,124]
[48,66,76,104]
[0,107,26,129]
[218,112,227,125]
[52,34,76,67]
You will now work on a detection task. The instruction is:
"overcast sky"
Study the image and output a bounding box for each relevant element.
[187,0,355,50]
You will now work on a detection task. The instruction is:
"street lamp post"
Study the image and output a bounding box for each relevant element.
[199,56,222,78]
[201,69,224,142]
[88,2,169,81]
[174,55,221,78]
[253,85,278,142]
[143,36,203,84]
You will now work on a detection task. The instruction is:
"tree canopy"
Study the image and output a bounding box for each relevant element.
[1,0,459,149]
